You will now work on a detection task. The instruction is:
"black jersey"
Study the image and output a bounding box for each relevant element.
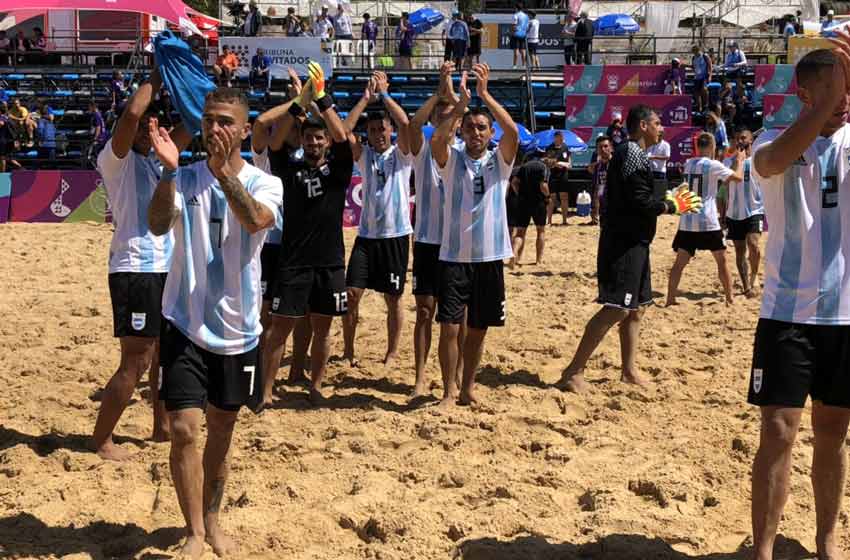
[269,140,354,268]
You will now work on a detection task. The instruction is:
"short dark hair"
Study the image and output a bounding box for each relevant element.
[529,10,536,17]
[625,104,656,135]
[363,12,370,19]
[696,132,715,149]
[554,130,563,137]
[462,107,494,127]
[734,126,752,135]
[796,49,836,88]
[516,2,524,9]
[595,134,611,146]
[205,88,250,114]
[302,116,328,135]
[366,109,391,124]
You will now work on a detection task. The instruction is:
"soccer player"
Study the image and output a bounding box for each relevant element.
[510,154,550,266]
[262,63,353,405]
[666,132,743,307]
[721,127,764,298]
[431,63,518,406]
[747,43,850,560]
[342,71,412,366]
[147,88,282,559]
[408,62,465,398]
[91,69,191,461]
[557,105,701,393]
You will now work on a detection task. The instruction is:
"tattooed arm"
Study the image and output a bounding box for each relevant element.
[218,175,274,234]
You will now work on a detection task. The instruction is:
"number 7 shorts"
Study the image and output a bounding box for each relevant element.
[159,321,261,412]
[345,234,409,296]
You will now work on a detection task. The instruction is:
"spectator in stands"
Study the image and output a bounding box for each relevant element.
[111,71,128,110]
[822,8,836,28]
[243,2,262,36]
[334,5,354,67]
[213,45,239,87]
[665,58,685,94]
[284,7,301,36]
[783,15,796,39]
[36,112,56,160]
[313,11,334,40]
[397,12,415,70]
[362,13,379,69]
[12,30,30,65]
[31,27,47,51]
[466,13,482,68]
[574,12,593,64]
[298,19,313,36]
[511,3,529,69]
[527,11,541,70]
[447,11,469,70]
[691,44,712,113]
[561,13,577,65]
[719,78,736,121]
[0,106,13,172]
[0,31,9,65]
[732,75,751,126]
[8,98,34,147]
[723,41,748,79]
[249,47,272,93]
[606,113,626,147]
[794,9,803,33]
[88,101,108,158]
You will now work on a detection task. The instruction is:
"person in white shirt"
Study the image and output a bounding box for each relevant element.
[90,68,191,461]
[147,88,282,560]
[747,44,850,560]
[527,11,541,70]
[342,71,412,367]
[720,127,764,298]
[666,132,742,306]
[645,130,670,182]
[313,12,334,40]
[333,5,354,66]
[431,63,519,406]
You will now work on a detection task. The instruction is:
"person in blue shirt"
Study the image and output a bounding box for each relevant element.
[447,11,469,70]
[36,112,56,160]
[724,41,748,80]
[249,47,272,93]
[511,2,529,69]
[691,44,712,113]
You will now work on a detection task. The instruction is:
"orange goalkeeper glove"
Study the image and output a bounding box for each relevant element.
[666,184,703,214]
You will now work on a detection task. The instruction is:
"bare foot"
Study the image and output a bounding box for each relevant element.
[458,389,478,406]
[383,351,399,366]
[621,371,648,387]
[725,297,734,306]
[151,429,171,443]
[341,353,359,367]
[94,439,133,461]
[816,536,845,560]
[177,536,206,560]
[665,298,678,307]
[410,381,429,399]
[745,288,758,299]
[556,373,589,393]
[286,370,309,385]
[309,386,327,406]
[206,528,237,557]
[437,394,457,409]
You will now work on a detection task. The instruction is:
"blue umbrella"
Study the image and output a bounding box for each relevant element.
[408,8,445,35]
[533,129,588,152]
[593,13,640,36]
[492,122,537,152]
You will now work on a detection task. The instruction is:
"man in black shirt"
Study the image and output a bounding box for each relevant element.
[261,68,353,406]
[556,104,701,393]
[543,132,571,225]
[465,13,483,67]
[510,155,550,267]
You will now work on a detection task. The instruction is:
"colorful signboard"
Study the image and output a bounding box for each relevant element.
[571,126,701,170]
[9,170,110,223]
[563,65,669,95]
[565,94,692,127]
[763,94,802,128]
[0,172,10,223]
[752,65,797,104]
[787,36,832,65]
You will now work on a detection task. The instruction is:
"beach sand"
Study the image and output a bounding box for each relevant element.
[0,219,843,559]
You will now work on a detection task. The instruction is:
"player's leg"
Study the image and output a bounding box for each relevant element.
[747,231,762,297]
[288,316,313,384]
[382,236,408,365]
[618,307,647,386]
[438,322,461,405]
[512,226,528,265]
[384,293,403,364]
[458,326,487,405]
[168,406,206,559]
[558,306,627,392]
[308,313,334,403]
[546,194,556,225]
[202,404,239,556]
[260,315,296,407]
[712,248,734,305]
[149,340,169,442]
[665,249,691,306]
[810,402,850,559]
[535,224,546,265]
[559,192,569,225]
[343,238,369,366]
[733,239,749,294]
[92,336,156,460]
[413,294,437,397]
[455,313,466,391]
[436,262,469,406]
[342,287,364,365]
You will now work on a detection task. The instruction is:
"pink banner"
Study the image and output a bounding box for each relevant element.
[566,94,691,127]
[573,126,702,171]
[563,65,669,94]
[9,170,109,223]
[343,173,362,228]
[0,173,9,224]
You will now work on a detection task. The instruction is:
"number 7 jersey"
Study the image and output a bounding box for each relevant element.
[678,156,735,232]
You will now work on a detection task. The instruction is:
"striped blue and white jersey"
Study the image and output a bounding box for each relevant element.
[97,139,173,273]
[436,145,514,263]
[413,138,464,245]
[753,124,850,325]
[162,160,283,355]
[251,146,284,244]
[678,156,735,232]
[357,144,414,239]
[723,156,764,220]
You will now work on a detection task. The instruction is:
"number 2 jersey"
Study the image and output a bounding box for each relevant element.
[678,156,735,232]
[269,140,354,268]
[753,124,850,325]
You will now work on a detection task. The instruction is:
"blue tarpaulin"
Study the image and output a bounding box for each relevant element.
[154,29,216,135]
[408,8,445,35]
[593,13,640,36]
[533,128,587,152]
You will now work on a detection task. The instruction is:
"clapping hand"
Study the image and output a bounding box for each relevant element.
[207,125,236,179]
[149,117,178,173]
[472,63,490,98]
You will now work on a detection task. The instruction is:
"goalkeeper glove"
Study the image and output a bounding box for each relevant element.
[666,184,703,214]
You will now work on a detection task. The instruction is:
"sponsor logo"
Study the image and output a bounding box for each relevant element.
[187,195,201,207]
[272,297,280,311]
[131,312,146,331]
[752,368,763,393]
[320,164,330,176]
[624,293,633,306]
[606,73,619,91]
[261,280,268,295]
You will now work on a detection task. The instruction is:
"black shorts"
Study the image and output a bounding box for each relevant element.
[270,266,347,317]
[437,260,506,329]
[726,214,765,241]
[399,45,412,57]
[515,201,547,228]
[507,192,521,228]
[748,319,850,408]
[672,230,726,256]
[159,321,261,412]
[346,235,410,295]
[528,42,538,54]
[693,78,706,91]
[108,272,167,338]
[549,178,569,194]
[260,243,280,301]
[452,39,467,59]
[412,242,442,296]
[510,36,526,50]
[596,232,652,310]
[469,42,481,56]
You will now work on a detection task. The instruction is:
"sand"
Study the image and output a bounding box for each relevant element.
[0,219,844,559]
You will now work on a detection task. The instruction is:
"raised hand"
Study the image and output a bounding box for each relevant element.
[666,183,703,214]
[438,61,454,98]
[308,61,327,99]
[297,77,315,108]
[458,71,472,106]
[830,29,850,98]
[208,126,235,179]
[373,71,389,94]
[472,63,490,98]
[149,117,179,172]
[287,67,303,98]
